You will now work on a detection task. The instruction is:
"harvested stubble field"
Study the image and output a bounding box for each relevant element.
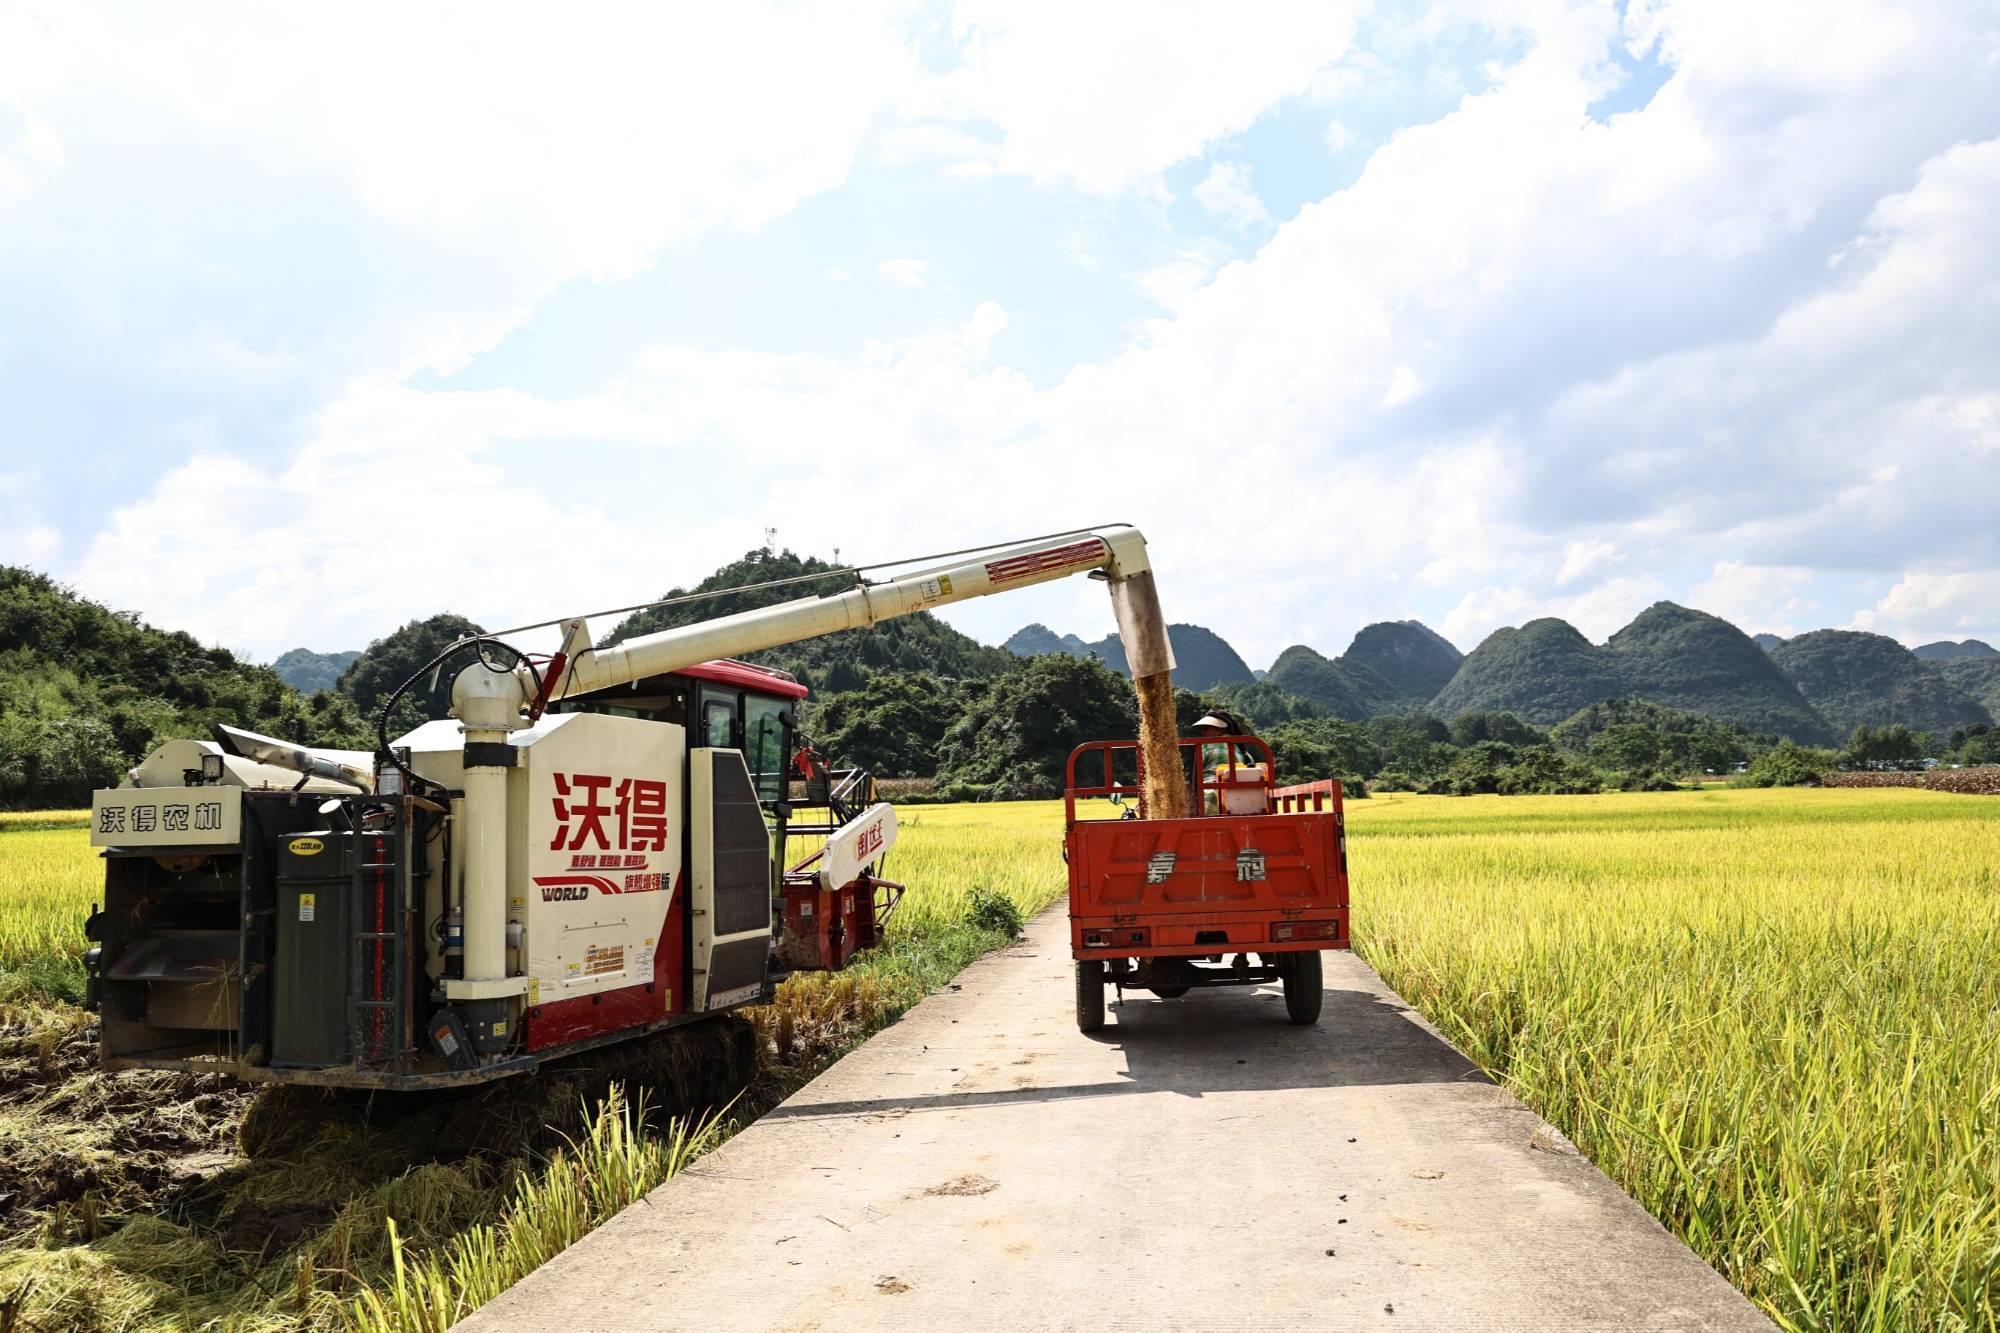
[1822,765,2000,794]
[2,788,1996,1330]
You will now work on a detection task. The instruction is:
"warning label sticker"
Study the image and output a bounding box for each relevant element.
[583,943,625,977]
[298,892,316,923]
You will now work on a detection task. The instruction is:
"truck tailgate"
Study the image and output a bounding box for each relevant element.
[1067,810,1346,920]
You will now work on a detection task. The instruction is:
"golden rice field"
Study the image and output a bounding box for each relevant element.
[0,810,95,1003]
[2,789,1997,1330]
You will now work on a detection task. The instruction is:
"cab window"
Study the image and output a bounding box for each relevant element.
[702,699,735,748]
[743,695,790,803]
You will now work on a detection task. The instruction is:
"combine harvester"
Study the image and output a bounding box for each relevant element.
[81,527,1191,1090]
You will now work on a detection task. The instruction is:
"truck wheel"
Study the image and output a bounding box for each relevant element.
[1076,960,1105,1032]
[1282,951,1323,1025]
[1149,986,1190,999]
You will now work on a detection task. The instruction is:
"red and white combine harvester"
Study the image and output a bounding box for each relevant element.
[83,528,1180,1089]
[1065,738,1349,1031]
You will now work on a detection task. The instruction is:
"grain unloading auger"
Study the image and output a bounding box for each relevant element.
[83,528,1180,1089]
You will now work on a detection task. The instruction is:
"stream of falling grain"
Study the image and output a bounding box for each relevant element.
[1133,671,1190,819]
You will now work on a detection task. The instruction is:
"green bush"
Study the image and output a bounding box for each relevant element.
[964,885,1024,937]
[1732,741,1837,788]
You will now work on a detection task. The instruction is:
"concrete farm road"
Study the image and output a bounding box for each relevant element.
[465,908,1774,1332]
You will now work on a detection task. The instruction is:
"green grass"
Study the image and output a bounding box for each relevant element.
[347,1089,726,1333]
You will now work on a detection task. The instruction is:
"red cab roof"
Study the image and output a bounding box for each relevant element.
[677,658,810,700]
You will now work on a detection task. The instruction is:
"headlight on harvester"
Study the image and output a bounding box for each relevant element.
[1272,920,1341,943]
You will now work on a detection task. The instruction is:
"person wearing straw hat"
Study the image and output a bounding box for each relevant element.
[1189,706,1258,812]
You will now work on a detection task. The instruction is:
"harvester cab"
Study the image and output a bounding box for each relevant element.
[83,526,1184,1091]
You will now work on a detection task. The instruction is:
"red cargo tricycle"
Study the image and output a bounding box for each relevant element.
[1064,735,1350,1032]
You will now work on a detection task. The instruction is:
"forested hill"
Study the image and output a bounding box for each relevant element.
[1932,656,2000,717]
[1914,639,1996,660]
[1257,620,1468,718]
[1430,604,1839,743]
[1772,629,1992,736]
[1607,603,1832,742]
[1000,621,1255,692]
[1342,621,1464,701]
[1430,618,1627,725]
[270,647,359,693]
[0,567,367,805]
[604,547,1015,693]
[1427,603,1997,744]
[1007,618,1455,704]
[1001,624,1089,657]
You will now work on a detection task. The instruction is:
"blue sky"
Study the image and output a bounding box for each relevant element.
[2,0,1996,669]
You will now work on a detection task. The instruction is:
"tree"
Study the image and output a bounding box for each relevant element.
[807,672,963,777]
[1734,741,1837,787]
[1553,697,1752,775]
[934,655,1138,799]
[599,545,1014,693]
[1209,679,1330,729]
[1267,718,1382,784]
[1843,724,1923,770]
[1448,711,1545,748]
[0,566,368,807]
[1956,728,2000,766]
[1672,719,1751,775]
[336,614,487,738]
[0,713,125,806]
[1369,714,1451,775]
[1496,746,1601,795]
[1588,723,1663,773]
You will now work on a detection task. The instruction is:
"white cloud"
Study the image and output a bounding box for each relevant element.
[1854,569,2000,644]
[1192,161,1271,228]
[1690,561,1818,636]
[876,124,1002,179]
[1557,539,1622,587]
[1131,240,1234,312]
[924,0,1362,192]
[0,3,921,374]
[878,258,930,289]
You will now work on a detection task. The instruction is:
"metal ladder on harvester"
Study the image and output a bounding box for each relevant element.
[345,798,413,1071]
